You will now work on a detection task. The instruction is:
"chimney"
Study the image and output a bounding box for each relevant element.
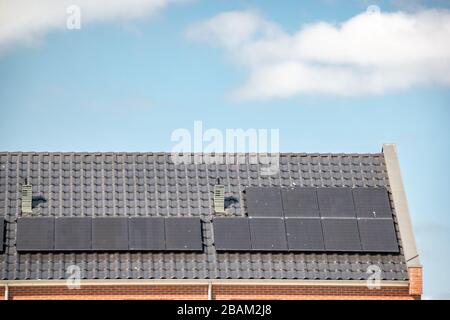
[213,179,225,213]
[21,181,32,214]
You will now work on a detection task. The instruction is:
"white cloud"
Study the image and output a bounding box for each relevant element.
[185,10,283,50]
[186,9,450,99]
[0,0,171,51]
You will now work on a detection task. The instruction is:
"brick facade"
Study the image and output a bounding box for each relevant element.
[2,285,207,300]
[213,285,415,300]
[0,267,422,300]
[0,282,420,300]
[408,266,423,296]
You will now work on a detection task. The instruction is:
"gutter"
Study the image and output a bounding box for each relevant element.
[4,284,8,300]
[207,281,212,300]
[0,279,409,287]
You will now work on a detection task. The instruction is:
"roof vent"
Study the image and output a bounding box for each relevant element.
[214,184,225,213]
[21,183,33,214]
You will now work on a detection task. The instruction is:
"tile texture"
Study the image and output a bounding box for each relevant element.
[0,152,408,280]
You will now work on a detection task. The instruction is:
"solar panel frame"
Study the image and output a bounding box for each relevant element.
[246,187,283,217]
[249,217,288,251]
[165,217,203,251]
[285,218,325,251]
[92,217,129,251]
[281,187,320,217]
[16,217,55,251]
[321,218,362,252]
[213,217,251,251]
[358,218,399,253]
[128,217,166,250]
[317,188,356,218]
[54,217,92,251]
[352,187,393,218]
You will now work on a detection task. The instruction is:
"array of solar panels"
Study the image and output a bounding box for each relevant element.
[15,217,202,252]
[13,187,398,253]
[213,187,399,253]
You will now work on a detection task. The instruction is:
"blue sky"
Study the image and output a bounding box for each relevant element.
[1,0,450,298]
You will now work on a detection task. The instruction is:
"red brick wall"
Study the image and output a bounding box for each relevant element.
[5,285,208,300]
[0,284,418,300]
[408,267,423,296]
[213,285,414,300]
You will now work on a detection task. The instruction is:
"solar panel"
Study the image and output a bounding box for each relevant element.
[0,218,4,252]
[321,219,362,252]
[16,217,55,251]
[165,217,202,251]
[317,188,356,218]
[128,217,165,250]
[246,187,283,217]
[54,217,92,251]
[353,188,393,218]
[285,218,324,251]
[249,217,288,251]
[358,218,399,253]
[281,187,319,217]
[92,217,129,251]
[213,217,251,251]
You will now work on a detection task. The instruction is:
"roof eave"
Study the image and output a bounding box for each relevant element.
[0,279,409,287]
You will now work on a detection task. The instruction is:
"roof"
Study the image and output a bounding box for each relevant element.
[0,151,410,281]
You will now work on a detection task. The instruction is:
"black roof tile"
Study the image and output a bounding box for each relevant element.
[0,152,408,280]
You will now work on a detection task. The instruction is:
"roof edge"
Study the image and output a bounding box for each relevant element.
[0,279,409,287]
[382,144,420,267]
[0,151,383,156]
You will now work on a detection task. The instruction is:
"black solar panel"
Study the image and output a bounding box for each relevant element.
[128,217,165,250]
[165,217,202,251]
[92,217,129,251]
[358,218,399,253]
[317,188,356,218]
[0,218,4,252]
[249,217,288,251]
[321,219,362,252]
[281,187,319,217]
[54,217,92,251]
[353,188,393,218]
[213,217,251,251]
[16,217,55,251]
[285,218,324,251]
[246,187,283,217]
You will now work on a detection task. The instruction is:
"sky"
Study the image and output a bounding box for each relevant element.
[1,0,450,299]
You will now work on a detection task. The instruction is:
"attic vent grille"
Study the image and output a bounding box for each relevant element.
[21,184,33,214]
[214,185,225,213]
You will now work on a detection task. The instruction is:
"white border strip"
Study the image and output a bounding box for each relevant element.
[0,279,409,287]
[383,144,420,267]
